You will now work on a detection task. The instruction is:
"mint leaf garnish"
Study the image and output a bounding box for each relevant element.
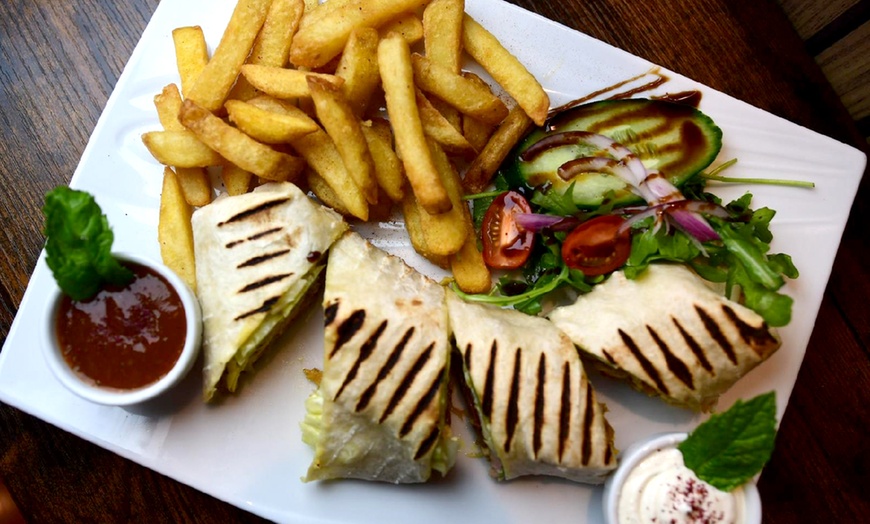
[678,391,777,492]
[43,186,133,301]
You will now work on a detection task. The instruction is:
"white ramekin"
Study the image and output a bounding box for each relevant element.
[42,252,201,406]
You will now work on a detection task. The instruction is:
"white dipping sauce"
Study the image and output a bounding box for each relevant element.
[617,447,744,524]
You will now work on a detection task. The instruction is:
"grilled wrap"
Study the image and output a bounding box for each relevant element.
[302,232,456,483]
[547,264,781,411]
[193,182,347,401]
[446,291,618,484]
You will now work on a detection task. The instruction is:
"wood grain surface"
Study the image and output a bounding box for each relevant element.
[1,0,867,522]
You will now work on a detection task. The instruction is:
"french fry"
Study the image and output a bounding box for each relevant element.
[307,76,379,204]
[449,233,492,294]
[415,89,476,156]
[361,118,405,202]
[186,0,272,112]
[463,104,534,193]
[334,27,381,117]
[225,99,320,143]
[175,168,213,206]
[378,32,451,215]
[154,84,185,131]
[221,162,255,196]
[422,0,464,74]
[241,64,344,100]
[379,13,424,45]
[400,191,450,268]
[416,139,468,256]
[158,167,197,292]
[142,130,224,168]
[462,14,549,126]
[410,53,509,126]
[178,98,305,182]
[306,168,351,216]
[229,0,306,101]
[172,26,209,99]
[290,0,430,68]
[462,114,496,153]
[289,128,369,220]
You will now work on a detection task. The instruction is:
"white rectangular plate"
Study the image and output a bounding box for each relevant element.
[0,1,865,523]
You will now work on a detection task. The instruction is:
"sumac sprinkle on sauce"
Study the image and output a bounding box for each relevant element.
[55,262,186,390]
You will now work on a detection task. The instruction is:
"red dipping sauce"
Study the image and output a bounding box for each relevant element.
[55,262,187,390]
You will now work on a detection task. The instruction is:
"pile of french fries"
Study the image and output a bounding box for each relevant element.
[143,0,549,296]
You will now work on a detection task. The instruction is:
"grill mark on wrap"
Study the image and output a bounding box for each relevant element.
[558,362,572,463]
[226,226,283,248]
[695,306,737,365]
[619,328,669,395]
[533,352,546,459]
[218,197,289,226]
[581,382,594,466]
[323,301,338,326]
[238,272,293,293]
[721,304,777,355]
[334,320,387,401]
[379,343,434,424]
[237,249,291,269]
[414,426,441,460]
[356,327,415,412]
[481,341,498,423]
[399,368,443,437]
[673,317,714,374]
[235,296,279,321]
[647,325,694,390]
[504,348,521,454]
[329,309,366,359]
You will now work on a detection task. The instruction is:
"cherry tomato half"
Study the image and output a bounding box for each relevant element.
[482,191,535,269]
[561,215,632,276]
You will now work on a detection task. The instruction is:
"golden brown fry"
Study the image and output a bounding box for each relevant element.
[186,0,272,112]
[159,167,197,292]
[410,53,509,126]
[400,191,450,269]
[306,168,351,216]
[462,114,496,153]
[290,0,430,68]
[462,14,550,126]
[334,27,381,117]
[416,139,468,256]
[172,26,209,99]
[178,99,305,182]
[229,0,306,101]
[221,162,255,196]
[422,0,464,74]
[175,167,213,206]
[415,89,476,156]
[142,130,224,168]
[379,13,424,45]
[449,232,492,294]
[225,99,320,143]
[378,32,451,215]
[361,118,405,202]
[289,128,369,220]
[154,84,184,131]
[241,64,344,99]
[462,104,534,193]
[307,76,378,204]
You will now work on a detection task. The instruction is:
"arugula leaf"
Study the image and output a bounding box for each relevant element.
[678,392,777,492]
[43,186,133,301]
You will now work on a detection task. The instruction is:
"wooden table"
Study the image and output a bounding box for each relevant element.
[1,0,867,522]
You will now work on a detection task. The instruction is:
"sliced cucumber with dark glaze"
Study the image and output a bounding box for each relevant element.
[501,99,723,208]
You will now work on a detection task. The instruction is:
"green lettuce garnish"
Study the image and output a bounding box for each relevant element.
[678,391,777,491]
[43,186,133,301]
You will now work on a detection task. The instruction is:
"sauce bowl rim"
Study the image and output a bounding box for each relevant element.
[602,431,762,524]
[42,252,202,406]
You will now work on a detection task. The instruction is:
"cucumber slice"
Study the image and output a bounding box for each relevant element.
[501,99,723,208]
